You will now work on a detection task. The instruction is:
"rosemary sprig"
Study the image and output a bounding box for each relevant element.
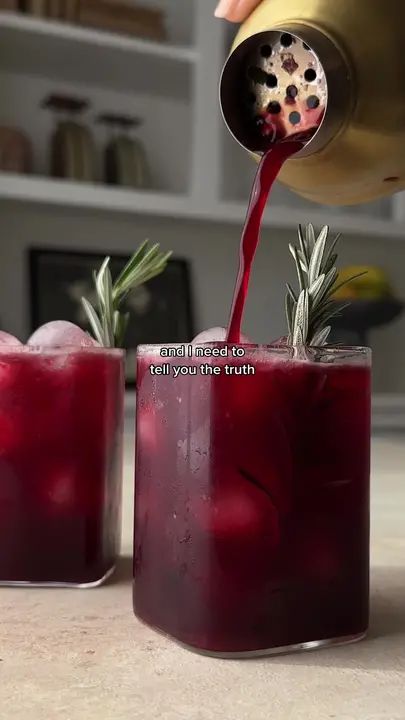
[286,224,366,347]
[82,240,172,348]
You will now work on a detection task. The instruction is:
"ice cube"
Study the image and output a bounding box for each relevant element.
[192,327,251,344]
[195,472,279,550]
[0,411,23,456]
[137,405,158,450]
[192,327,227,344]
[212,487,267,537]
[295,528,341,582]
[41,466,78,514]
[28,321,99,348]
[0,352,26,393]
[0,331,22,346]
[47,473,75,507]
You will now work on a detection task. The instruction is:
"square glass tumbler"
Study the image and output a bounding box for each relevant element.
[133,343,371,657]
[0,345,125,587]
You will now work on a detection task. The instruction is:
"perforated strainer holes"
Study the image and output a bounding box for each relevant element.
[248,66,268,85]
[243,30,327,145]
[304,68,317,82]
[280,33,293,48]
[286,85,298,99]
[260,44,272,58]
[267,101,281,114]
[266,73,278,88]
[307,95,320,109]
[289,111,301,125]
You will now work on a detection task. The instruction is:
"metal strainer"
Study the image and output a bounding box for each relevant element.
[220,28,350,158]
[245,32,326,143]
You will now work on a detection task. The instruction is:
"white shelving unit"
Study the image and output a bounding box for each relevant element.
[0,6,404,237]
[1,172,405,241]
[0,12,197,100]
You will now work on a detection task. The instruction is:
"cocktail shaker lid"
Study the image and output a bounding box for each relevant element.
[220,27,352,159]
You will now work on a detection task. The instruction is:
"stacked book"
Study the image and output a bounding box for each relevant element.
[78,1,166,41]
[0,0,19,9]
[24,1,78,20]
[18,1,167,41]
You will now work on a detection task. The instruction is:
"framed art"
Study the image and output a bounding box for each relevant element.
[29,248,194,385]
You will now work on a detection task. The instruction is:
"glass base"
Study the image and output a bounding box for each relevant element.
[0,564,116,589]
[176,631,367,659]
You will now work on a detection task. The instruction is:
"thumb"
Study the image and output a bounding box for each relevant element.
[215,0,263,22]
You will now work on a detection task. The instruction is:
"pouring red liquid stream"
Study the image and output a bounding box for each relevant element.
[226,140,303,344]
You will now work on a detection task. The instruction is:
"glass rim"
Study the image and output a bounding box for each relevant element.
[0,345,125,356]
[137,342,370,355]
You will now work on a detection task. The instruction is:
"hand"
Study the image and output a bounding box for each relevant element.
[215,0,262,22]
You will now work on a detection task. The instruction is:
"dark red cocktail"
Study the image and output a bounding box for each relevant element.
[134,344,370,655]
[0,346,124,587]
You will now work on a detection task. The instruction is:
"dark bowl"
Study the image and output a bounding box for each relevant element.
[332,298,404,332]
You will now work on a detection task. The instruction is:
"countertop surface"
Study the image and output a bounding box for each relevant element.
[1,428,405,720]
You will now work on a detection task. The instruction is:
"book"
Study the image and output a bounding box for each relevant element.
[46,0,64,18]
[63,0,79,21]
[78,0,166,41]
[25,0,47,15]
[0,0,18,10]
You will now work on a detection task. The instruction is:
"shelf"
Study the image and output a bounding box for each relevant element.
[0,173,405,240]
[0,173,194,218]
[219,201,405,240]
[0,12,198,99]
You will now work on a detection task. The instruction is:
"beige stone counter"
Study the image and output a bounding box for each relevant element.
[1,430,405,720]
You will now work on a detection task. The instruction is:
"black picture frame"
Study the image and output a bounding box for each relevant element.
[29,248,194,386]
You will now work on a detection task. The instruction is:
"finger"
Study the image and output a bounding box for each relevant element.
[215,0,262,22]
[215,0,239,19]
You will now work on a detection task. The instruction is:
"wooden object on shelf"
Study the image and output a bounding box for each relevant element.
[77,0,166,42]
[0,127,32,174]
[0,0,18,10]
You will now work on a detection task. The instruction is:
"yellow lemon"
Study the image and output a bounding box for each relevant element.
[333,266,392,300]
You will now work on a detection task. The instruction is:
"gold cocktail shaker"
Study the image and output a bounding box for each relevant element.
[220,0,405,206]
